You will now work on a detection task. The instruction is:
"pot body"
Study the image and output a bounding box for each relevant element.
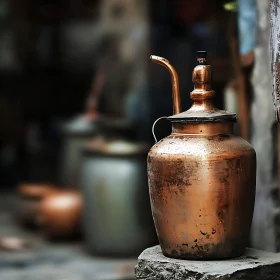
[148,122,256,260]
[81,151,157,257]
[60,134,93,187]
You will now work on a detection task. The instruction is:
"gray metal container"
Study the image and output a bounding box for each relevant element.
[59,115,99,187]
[81,140,157,257]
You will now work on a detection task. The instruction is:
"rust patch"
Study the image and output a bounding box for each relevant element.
[163,237,247,260]
[148,157,199,194]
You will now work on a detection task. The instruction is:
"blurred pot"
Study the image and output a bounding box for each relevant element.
[59,115,99,187]
[38,190,82,240]
[16,183,58,228]
[81,138,157,257]
[59,59,107,188]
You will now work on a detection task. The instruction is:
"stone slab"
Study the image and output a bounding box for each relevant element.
[135,245,280,279]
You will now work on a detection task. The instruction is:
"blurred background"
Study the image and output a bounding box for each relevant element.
[0,0,278,279]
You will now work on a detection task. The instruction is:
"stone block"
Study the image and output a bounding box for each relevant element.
[135,245,280,279]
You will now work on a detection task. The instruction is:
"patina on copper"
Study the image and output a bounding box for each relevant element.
[148,51,256,260]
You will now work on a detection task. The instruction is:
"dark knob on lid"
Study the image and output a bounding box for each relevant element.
[197,51,207,64]
[197,51,207,59]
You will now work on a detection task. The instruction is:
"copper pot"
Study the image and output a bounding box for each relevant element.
[147,52,256,260]
[37,190,82,240]
[16,183,58,227]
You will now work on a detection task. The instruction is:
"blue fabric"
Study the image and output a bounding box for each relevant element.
[237,0,258,55]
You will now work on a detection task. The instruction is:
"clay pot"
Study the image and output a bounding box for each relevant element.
[16,183,58,228]
[37,190,82,240]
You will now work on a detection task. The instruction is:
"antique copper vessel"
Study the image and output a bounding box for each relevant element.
[148,51,256,260]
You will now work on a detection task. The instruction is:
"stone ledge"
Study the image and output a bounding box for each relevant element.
[135,245,280,280]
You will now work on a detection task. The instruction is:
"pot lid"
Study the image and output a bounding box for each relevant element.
[167,51,236,122]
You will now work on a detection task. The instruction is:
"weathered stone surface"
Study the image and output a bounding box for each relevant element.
[135,245,280,280]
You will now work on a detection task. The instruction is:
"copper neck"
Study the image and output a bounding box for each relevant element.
[188,51,217,114]
[188,98,215,111]
[172,122,234,135]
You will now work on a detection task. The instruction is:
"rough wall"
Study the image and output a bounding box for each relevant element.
[251,0,279,251]
[271,0,280,121]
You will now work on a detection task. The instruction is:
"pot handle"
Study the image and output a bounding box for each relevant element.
[152,116,168,143]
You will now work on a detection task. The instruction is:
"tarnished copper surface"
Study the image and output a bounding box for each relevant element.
[148,52,256,260]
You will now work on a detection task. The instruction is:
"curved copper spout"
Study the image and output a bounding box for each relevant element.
[150,55,182,115]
